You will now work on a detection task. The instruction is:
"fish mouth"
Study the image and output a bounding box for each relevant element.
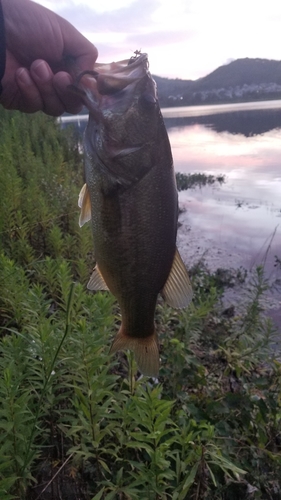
[94,52,149,94]
[72,53,149,102]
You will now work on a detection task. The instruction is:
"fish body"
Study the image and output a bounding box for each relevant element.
[78,54,192,376]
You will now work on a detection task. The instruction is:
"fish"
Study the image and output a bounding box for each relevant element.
[76,53,192,377]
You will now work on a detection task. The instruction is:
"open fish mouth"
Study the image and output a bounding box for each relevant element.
[71,52,155,120]
[94,52,149,91]
[73,52,149,98]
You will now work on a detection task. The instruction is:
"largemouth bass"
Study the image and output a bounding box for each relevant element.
[76,53,192,377]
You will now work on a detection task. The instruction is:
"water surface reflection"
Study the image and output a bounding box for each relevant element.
[168,107,281,331]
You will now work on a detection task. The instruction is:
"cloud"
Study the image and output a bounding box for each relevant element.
[55,0,160,33]
[50,0,196,74]
[126,29,193,49]
[36,0,281,80]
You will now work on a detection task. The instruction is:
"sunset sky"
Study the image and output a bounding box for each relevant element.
[37,0,281,80]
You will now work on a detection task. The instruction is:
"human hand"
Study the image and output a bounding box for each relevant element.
[0,0,98,116]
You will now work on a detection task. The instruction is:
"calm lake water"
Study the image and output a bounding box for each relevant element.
[165,104,281,269]
[164,102,281,333]
[61,101,281,331]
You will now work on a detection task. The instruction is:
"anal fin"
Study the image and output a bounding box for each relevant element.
[87,265,109,291]
[78,183,91,227]
[162,247,193,308]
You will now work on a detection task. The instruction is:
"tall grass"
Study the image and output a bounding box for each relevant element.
[0,108,280,499]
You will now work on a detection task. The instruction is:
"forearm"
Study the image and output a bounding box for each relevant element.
[0,0,97,115]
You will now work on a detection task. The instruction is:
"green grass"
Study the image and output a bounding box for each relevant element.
[0,108,280,499]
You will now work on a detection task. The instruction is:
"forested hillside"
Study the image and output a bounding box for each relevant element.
[154,58,281,106]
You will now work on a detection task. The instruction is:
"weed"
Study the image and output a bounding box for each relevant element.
[176,172,225,191]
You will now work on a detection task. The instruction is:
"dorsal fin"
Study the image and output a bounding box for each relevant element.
[162,248,193,308]
[78,183,91,227]
[87,265,109,291]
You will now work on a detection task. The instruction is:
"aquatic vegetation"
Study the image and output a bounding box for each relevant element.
[0,109,280,499]
[176,172,225,191]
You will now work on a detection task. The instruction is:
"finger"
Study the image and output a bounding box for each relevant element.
[53,71,83,114]
[30,60,65,116]
[16,67,44,113]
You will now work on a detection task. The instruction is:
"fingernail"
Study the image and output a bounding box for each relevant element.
[33,61,51,81]
[17,68,33,86]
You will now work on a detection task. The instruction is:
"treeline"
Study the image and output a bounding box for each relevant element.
[154,58,281,106]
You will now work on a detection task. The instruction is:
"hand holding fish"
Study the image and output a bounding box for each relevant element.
[0,0,97,116]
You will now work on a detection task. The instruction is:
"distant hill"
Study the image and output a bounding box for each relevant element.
[153,58,281,106]
[153,75,193,98]
[192,58,281,89]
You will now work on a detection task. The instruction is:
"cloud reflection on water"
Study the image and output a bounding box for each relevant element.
[168,108,281,277]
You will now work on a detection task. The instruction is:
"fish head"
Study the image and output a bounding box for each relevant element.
[73,53,169,183]
[78,53,157,116]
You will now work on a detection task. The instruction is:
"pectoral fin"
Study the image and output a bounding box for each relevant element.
[87,265,109,291]
[78,183,91,227]
[162,248,193,308]
[110,146,143,159]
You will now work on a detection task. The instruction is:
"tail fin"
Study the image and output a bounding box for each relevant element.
[110,329,159,377]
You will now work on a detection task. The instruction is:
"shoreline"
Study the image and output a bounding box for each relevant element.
[177,207,281,338]
[59,99,281,123]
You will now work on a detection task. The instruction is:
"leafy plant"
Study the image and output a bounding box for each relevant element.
[0,109,280,499]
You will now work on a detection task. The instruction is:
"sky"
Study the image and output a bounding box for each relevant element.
[37,0,281,80]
